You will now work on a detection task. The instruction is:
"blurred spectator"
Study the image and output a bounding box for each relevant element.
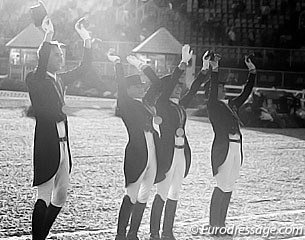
[208,0,215,7]
[247,30,256,46]
[198,0,205,9]
[227,72,239,85]
[227,26,237,46]
[231,1,239,19]
[231,0,245,20]
[260,0,271,24]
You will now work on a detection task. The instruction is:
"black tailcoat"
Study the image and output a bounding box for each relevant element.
[143,67,210,183]
[26,41,92,186]
[207,71,256,176]
[115,63,161,187]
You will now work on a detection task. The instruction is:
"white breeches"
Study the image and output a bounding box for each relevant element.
[37,141,70,207]
[215,135,242,192]
[126,132,157,204]
[156,147,186,201]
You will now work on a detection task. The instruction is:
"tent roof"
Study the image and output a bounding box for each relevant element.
[6,24,44,49]
[132,27,182,55]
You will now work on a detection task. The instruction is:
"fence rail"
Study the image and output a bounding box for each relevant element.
[1,41,305,90]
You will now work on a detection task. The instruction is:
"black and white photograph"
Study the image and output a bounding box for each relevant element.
[0,0,305,239]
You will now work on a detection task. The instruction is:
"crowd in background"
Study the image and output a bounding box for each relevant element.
[0,0,305,128]
[1,0,305,60]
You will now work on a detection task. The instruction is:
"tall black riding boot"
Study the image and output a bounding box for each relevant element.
[43,203,62,238]
[115,195,134,240]
[32,199,47,240]
[209,187,225,227]
[126,201,147,240]
[219,191,232,227]
[150,194,165,240]
[161,199,177,240]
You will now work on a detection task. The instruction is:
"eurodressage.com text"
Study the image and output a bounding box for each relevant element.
[190,225,305,237]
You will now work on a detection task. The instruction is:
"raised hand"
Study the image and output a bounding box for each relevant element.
[75,17,91,41]
[201,51,210,71]
[245,55,256,72]
[209,53,221,71]
[181,44,193,64]
[126,55,146,71]
[107,48,120,63]
[41,16,54,33]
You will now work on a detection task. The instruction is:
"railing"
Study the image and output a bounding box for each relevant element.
[206,67,305,90]
[2,39,305,71]
[191,45,305,71]
[81,41,305,72]
[1,40,305,88]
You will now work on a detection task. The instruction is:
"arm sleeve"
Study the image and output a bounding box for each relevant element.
[60,47,93,87]
[159,66,184,101]
[208,71,219,105]
[35,41,51,79]
[230,72,256,108]
[180,70,210,108]
[142,66,160,84]
[142,66,162,105]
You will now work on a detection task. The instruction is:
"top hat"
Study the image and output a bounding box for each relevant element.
[126,74,144,87]
[30,1,47,27]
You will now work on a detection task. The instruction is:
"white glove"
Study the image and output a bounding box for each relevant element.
[75,17,91,41]
[107,48,120,63]
[245,56,256,71]
[181,44,193,64]
[41,16,54,33]
[209,54,221,70]
[126,55,146,71]
[201,51,210,71]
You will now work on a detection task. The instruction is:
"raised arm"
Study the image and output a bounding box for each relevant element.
[142,66,163,105]
[127,55,160,84]
[142,66,160,84]
[230,56,256,108]
[35,16,54,78]
[107,49,128,99]
[157,64,185,102]
[158,44,193,101]
[180,51,211,108]
[26,17,66,121]
[207,53,220,104]
[180,70,210,108]
[60,17,93,87]
[126,55,161,105]
[126,45,192,105]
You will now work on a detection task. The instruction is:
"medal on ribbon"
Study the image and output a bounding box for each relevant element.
[62,105,69,114]
[144,103,162,125]
[176,127,184,137]
[173,103,186,137]
[154,116,163,125]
